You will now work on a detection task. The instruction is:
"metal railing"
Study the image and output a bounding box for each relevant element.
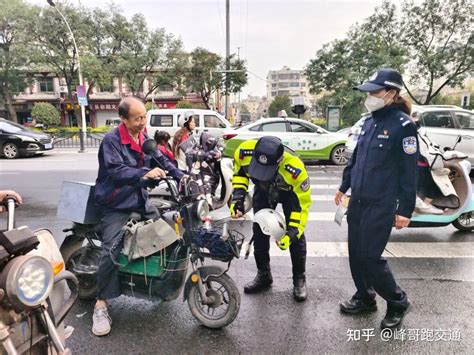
[53,133,104,148]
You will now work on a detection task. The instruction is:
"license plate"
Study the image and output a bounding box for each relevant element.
[45,143,52,149]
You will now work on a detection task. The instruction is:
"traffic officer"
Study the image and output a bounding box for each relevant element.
[335,68,418,328]
[230,136,312,301]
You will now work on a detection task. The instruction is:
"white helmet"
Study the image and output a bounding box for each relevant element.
[178,111,194,128]
[253,209,286,242]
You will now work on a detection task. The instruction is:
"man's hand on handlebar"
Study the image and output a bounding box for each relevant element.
[0,190,23,213]
[144,167,167,179]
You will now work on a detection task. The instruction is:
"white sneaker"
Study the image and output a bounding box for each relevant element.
[415,198,444,215]
[92,307,112,336]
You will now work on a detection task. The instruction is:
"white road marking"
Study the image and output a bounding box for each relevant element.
[211,211,335,221]
[0,172,21,175]
[240,242,474,258]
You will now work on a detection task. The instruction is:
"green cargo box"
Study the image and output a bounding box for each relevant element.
[117,253,167,277]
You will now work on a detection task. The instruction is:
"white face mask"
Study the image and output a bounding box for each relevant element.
[364,91,391,112]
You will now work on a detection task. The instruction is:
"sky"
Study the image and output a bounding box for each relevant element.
[27,0,384,98]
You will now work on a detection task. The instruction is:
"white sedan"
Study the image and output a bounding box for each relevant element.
[223,117,348,165]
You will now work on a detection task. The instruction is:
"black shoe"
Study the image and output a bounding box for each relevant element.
[293,278,307,302]
[340,298,377,314]
[244,271,273,294]
[381,301,412,328]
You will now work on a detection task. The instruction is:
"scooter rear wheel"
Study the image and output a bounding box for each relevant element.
[452,212,474,232]
[187,274,240,329]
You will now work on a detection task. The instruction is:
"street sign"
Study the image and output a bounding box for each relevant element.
[326,106,341,131]
[76,85,88,107]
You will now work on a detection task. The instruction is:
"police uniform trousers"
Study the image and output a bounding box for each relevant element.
[347,198,408,310]
[252,185,307,279]
[96,207,158,300]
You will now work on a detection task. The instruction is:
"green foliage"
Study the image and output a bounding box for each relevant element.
[268,96,295,117]
[31,102,60,126]
[175,100,194,109]
[305,0,474,112]
[44,126,112,134]
[144,102,154,111]
[0,0,38,122]
[185,47,247,109]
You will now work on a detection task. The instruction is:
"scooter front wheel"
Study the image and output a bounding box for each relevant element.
[187,274,240,329]
[452,212,474,232]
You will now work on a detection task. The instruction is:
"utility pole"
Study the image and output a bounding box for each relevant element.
[225,0,230,121]
[237,46,241,123]
[47,0,87,153]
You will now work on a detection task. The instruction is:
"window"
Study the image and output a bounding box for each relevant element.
[0,121,27,134]
[38,77,54,92]
[149,114,173,127]
[290,122,315,133]
[422,112,454,128]
[271,83,277,88]
[249,124,261,131]
[455,111,474,129]
[301,83,306,87]
[278,90,289,96]
[271,91,277,97]
[290,82,300,87]
[271,74,277,80]
[204,115,226,128]
[290,74,300,80]
[278,82,289,88]
[261,122,287,132]
[278,74,289,80]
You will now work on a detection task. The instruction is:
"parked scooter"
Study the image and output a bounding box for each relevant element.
[410,135,474,231]
[0,196,78,354]
[59,141,244,329]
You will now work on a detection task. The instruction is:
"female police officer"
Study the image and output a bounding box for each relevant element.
[335,68,417,328]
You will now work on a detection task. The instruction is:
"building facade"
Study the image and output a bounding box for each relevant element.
[266,66,315,107]
[10,72,205,127]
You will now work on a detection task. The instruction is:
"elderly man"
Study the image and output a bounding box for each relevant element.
[92,97,183,336]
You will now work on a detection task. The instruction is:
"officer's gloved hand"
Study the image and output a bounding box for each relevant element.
[230,199,244,218]
[277,233,298,250]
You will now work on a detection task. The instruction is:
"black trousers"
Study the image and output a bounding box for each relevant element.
[347,199,408,311]
[96,208,158,300]
[252,185,307,278]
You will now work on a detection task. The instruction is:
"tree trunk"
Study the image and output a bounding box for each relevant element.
[5,93,18,123]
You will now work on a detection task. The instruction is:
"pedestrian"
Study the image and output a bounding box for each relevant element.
[230,136,311,301]
[334,68,417,328]
[172,111,196,170]
[154,130,177,167]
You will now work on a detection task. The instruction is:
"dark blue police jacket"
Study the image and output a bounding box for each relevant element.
[340,105,418,218]
[95,123,183,213]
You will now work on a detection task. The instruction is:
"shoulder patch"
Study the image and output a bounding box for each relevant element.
[284,164,302,179]
[239,149,253,160]
[300,177,310,192]
[402,136,417,154]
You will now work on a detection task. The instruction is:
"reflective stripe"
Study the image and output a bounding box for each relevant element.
[233,183,248,190]
[233,176,249,185]
[384,80,403,90]
[290,211,301,220]
[289,221,299,228]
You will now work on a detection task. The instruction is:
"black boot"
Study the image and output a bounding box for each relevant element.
[293,275,307,302]
[244,270,273,294]
[292,255,307,302]
[244,253,272,294]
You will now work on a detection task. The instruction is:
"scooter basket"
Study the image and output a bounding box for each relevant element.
[192,227,245,262]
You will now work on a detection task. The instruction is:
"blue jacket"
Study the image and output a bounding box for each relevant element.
[95,124,183,212]
[340,105,418,218]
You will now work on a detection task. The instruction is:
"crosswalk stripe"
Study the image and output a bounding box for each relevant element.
[311,184,339,189]
[211,211,335,221]
[239,242,474,258]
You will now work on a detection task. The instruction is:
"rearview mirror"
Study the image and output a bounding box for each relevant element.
[142,138,157,155]
[316,128,324,134]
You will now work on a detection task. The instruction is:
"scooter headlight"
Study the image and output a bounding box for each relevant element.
[1,255,54,309]
[195,200,210,221]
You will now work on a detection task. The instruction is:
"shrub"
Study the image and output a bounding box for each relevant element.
[31,102,61,126]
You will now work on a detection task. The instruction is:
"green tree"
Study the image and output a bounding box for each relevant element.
[185,48,247,109]
[31,102,60,126]
[175,100,193,109]
[0,0,37,122]
[268,96,295,117]
[400,0,473,104]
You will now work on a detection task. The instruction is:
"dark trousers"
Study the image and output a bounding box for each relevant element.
[252,185,307,278]
[96,208,158,300]
[347,199,408,311]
